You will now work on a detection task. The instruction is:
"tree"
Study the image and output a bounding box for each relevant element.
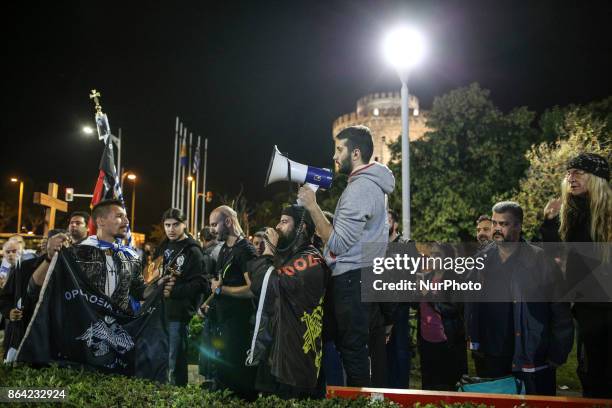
[0,201,17,232]
[25,207,45,234]
[539,96,612,144]
[511,110,611,239]
[317,173,347,214]
[388,83,537,241]
[250,191,295,231]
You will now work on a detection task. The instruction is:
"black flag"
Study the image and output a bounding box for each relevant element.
[16,250,168,382]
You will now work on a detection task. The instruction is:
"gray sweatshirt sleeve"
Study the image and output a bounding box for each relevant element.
[327,181,373,256]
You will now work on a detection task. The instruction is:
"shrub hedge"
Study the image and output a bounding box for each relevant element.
[0,365,496,407]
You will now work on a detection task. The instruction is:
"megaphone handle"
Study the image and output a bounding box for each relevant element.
[297,183,319,206]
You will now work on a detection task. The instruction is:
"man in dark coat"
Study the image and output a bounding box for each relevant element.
[466,201,574,396]
[247,205,331,399]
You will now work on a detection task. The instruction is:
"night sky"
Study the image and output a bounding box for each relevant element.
[2,0,611,234]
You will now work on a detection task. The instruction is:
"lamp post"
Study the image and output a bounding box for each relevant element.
[120,172,137,230]
[10,178,24,233]
[187,176,195,232]
[383,26,425,240]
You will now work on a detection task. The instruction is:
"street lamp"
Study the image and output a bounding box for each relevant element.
[121,172,137,230]
[10,177,24,234]
[383,26,425,240]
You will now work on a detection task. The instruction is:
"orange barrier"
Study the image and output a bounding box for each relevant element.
[327,386,612,407]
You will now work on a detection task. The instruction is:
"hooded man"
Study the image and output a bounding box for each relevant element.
[298,125,395,386]
[247,205,331,399]
[153,208,208,386]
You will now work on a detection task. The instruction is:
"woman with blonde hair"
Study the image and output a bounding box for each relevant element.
[541,152,611,398]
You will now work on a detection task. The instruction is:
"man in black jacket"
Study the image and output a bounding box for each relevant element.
[209,205,258,399]
[466,201,574,396]
[155,208,208,386]
[247,205,331,399]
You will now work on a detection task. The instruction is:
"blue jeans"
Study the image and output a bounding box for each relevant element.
[333,268,370,387]
[386,303,412,388]
[167,321,189,386]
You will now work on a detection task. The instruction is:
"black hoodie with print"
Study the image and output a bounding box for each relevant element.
[156,236,209,322]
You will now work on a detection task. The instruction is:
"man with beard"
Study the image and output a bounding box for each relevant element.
[475,215,492,248]
[209,205,257,399]
[465,201,574,395]
[68,211,90,244]
[247,205,330,399]
[298,125,395,386]
[153,208,208,386]
[30,199,175,313]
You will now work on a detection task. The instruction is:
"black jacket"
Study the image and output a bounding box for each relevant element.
[0,257,43,357]
[155,236,209,322]
[465,241,574,370]
[539,198,611,309]
[248,244,331,390]
[69,244,146,312]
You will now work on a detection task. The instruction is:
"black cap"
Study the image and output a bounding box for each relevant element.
[281,205,315,235]
[567,153,610,181]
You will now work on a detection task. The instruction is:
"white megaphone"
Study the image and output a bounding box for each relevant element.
[265,145,333,204]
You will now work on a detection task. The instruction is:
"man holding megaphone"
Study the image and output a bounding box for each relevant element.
[298,125,395,387]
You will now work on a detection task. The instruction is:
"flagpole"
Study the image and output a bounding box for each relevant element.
[172,117,179,208]
[201,138,208,229]
[194,135,201,234]
[187,132,193,230]
[180,127,187,212]
[177,121,184,207]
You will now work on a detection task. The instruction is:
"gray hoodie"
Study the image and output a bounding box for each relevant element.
[326,162,395,276]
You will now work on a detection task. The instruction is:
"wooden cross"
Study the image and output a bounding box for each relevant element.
[33,183,68,235]
[89,89,103,114]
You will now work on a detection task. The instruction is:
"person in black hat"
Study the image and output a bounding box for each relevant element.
[247,205,331,399]
[540,152,611,398]
[153,208,209,386]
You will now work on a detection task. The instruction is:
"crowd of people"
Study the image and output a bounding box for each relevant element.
[0,126,610,400]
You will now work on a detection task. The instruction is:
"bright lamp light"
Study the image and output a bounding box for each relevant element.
[127,174,136,181]
[383,26,425,70]
[82,126,94,135]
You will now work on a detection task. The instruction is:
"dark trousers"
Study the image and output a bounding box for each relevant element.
[199,315,219,385]
[473,352,513,378]
[474,353,556,396]
[322,340,345,385]
[386,304,412,388]
[515,367,557,396]
[167,321,189,386]
[420,338,467,391]
[369,324,387,387]
[574,305,612,398]
[333,268,370,387]
[216,314,257,400]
